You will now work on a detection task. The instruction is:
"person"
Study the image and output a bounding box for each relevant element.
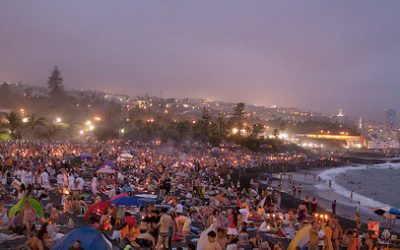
[156,208,173,249]
[365,232,374,250]
[348,231,360,250]
[332,217,343,250]
[340,230,351,250]
[23,202,36,237]
[332,200,337,215]
[311,197,318,214]
[309,221,320,250]
[68,240,84,250]
[303,196,310,211]
[323,221,333,250]
[204,231,222,250]
[0,232,25,245]
[216,228,227,250]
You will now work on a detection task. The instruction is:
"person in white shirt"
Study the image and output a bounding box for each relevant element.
[40,171,50,189]
[56,173,64,189]
[76,176,85,194]
[67,174,75,191]
[239,205,249,223]
[91,176,99,195]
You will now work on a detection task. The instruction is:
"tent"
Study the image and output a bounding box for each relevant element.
[9,197,44,217]
[96,166,115,174]
[51,227,112,250]
[196,223,217,250]
[288,224,311,250]
[372,207,400,219]
[110,196,142,207]
[84,201,110,221]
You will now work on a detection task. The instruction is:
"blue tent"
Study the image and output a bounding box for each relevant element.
[80,152,92,161]
[110,196,142,207]
[51,227,112,250]
[103,159,116,168]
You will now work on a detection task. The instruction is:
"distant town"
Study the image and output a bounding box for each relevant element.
[0,67,398,152]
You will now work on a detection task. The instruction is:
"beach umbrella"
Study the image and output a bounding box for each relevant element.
[51,227,112,250]
[84,201,110,221]
[120,153,133,158]
[80,152,92,161]
[96,165,115,174]
[109,192,127,201]
[110,196,142,207]
[9,197,44,217]
[288,224,311,250]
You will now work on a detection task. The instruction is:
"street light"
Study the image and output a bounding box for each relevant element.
[88,125,95,131]
[22,117,29,123]
[85,120,92,126]
[232,128,239,134]
[120,128,125,134]
[55,117,62,123]
[79,130,84,135]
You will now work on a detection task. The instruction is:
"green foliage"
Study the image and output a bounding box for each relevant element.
[47,66,65,99]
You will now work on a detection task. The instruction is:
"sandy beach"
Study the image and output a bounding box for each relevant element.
[274,166,400,231]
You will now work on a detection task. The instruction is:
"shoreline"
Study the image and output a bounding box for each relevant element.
[235,160,399,232]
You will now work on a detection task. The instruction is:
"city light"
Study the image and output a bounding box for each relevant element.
[88,125,95,131]
[120,128,125,134]
[79,130,84,135]
[232,128,239,134]
[55,117,62,123]
[22,117,29,123]
[85,120,92,126]
[94,116,101,121]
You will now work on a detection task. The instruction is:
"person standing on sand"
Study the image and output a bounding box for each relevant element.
[303,196,311,212]
[332,200,337,215]
[311,197,318,214]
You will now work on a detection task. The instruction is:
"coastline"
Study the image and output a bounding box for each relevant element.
[233,158,399,232]
[273,165,400,231]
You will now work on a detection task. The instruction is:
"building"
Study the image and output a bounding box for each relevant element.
[384,108,396,131]
[358,117,363,130]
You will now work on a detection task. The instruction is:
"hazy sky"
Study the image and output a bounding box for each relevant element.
[1,1,400,120]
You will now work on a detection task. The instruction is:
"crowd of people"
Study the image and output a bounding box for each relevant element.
[0,140,393,250]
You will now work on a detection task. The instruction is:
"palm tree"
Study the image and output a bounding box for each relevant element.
[42,124,59,141]
[24,114,46,138]
[4,111,22,139]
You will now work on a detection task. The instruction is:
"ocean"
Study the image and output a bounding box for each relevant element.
[318,163,400,209]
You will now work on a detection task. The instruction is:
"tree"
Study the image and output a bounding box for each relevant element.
[42,124,59,141]
[232,102,246,123]
[25,114,45,132]
[4,111,22,139]
[273,128,280,139]
[251,124,264,139]
[47,66,65,98]
[199,108,212,140]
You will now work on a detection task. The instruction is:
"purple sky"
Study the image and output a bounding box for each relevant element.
[1,1,400,120]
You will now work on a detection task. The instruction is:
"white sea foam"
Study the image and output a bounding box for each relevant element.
[317,162,400,209]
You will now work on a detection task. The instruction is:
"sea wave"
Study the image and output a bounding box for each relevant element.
[317,163,400,209]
